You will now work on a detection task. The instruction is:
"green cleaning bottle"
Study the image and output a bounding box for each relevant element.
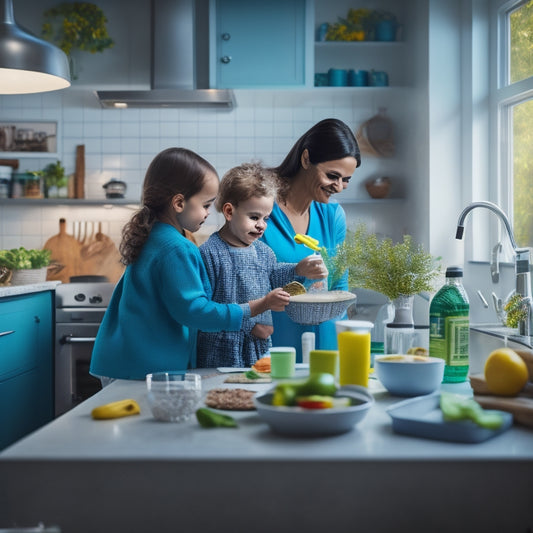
[429,266,470,382]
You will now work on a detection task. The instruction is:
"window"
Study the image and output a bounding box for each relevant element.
[494,0,533,249]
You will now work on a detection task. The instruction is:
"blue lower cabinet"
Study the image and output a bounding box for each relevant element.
[0,291,54,450]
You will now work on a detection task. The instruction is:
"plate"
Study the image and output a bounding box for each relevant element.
[217,363,309,373]
[253,385,374,437]
[386,393,513,443]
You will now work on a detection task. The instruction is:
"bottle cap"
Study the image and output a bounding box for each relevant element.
[445,266,463,277]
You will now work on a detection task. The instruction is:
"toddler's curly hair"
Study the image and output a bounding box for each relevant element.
[215,162,278,212]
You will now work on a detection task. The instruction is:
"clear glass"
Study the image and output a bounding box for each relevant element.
[146,372,201,422]
[304,253,328,292]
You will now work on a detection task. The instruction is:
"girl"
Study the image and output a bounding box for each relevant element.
[196,162,327,368]
[90,148,289,380]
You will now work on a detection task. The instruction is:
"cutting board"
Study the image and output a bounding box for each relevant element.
[74,144,85,199]
[43,218,82,283]
[78,222,124,283]
[471,374,533,428]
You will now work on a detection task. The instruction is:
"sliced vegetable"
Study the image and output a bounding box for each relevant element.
[296,395,335,409]
[272,383,300,406]
[91,399,140,420]
[440,393,504,430]
[244,369,263,380]
[297,372,337,397]
[196,408,238,428]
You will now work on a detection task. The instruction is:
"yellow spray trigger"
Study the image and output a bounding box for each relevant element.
[294,233,321,252]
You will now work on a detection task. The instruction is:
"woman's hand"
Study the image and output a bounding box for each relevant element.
[295,255,328,280]
[249,288,290,316]
[251,323,274,339]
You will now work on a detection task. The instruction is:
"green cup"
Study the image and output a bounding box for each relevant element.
[309,350,339,378]
[270,346,296,379]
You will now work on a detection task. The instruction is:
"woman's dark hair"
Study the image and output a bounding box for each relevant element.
[272,118,360,198]
[120,147,217,265]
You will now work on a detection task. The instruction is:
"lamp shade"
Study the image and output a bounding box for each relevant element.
[0,0,70,94]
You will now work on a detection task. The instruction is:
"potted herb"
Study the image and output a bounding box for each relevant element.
[33,160,68,198]
[325,224,441,325]
[42,2,114,79]
[0,247,52,285]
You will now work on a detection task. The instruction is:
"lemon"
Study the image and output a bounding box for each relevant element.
[484,347,529,396]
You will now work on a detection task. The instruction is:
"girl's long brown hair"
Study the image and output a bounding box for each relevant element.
[119,147,217,265]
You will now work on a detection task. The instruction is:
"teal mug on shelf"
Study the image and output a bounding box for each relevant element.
[349,69,369,87]
[328,68,348,87]
[369,70,389,87]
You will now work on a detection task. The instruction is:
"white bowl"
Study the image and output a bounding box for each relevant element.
[285,290,357,325]
[253,385,373,436]
[375,354,444,397]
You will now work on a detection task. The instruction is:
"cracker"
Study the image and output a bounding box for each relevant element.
[283,281,306,296]
[224,373,271,384]
[204,388,256,410]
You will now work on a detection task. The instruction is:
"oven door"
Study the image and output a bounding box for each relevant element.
[55,323,102,417]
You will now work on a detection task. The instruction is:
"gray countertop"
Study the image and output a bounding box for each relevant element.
[2,369,532,461]
[2,370,533,533]
[0,281,60,298]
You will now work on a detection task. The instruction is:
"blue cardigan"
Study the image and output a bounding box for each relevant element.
[261,201,348,362]
[90,222,246,380]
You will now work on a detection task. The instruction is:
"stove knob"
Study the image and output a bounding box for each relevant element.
[90,294,103,304]
[74,293,86,302]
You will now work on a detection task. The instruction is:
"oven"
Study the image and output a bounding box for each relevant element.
[54,280,115,417]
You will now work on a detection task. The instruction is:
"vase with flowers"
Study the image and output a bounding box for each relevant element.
[41,2,114,79]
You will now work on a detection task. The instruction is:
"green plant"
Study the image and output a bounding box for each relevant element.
[42,2,114,56]
[504,293,529,328]
[0,247,51,270]
[328,224,441,300]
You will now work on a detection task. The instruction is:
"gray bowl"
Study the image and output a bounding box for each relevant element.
[253,385,373,437]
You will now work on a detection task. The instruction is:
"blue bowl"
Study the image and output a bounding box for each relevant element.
[375,355,444,397]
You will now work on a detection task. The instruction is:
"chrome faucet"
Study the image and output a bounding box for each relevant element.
[456,201,533,336]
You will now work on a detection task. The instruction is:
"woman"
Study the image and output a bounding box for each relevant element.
[261,118,361,361]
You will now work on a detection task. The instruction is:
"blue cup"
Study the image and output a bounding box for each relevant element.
[328,68,348,87]
[376,20,397,42]
[369,71,389,87]
[349,69,369,87]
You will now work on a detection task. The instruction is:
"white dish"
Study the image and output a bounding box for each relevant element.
[253,385,373,437]
[386,393,513,443]
[217,363,309,373]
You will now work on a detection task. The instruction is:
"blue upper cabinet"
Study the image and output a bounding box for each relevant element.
[211,0,311,88]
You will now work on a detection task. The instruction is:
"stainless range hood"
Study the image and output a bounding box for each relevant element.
[96,0,235,109]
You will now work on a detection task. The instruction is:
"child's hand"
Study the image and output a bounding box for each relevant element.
[264,288,290,311]
[251,323,274,339]
[249,288,290,317]
[295,255,328,280]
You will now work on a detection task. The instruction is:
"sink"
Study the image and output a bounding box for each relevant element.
[469,324,532,374]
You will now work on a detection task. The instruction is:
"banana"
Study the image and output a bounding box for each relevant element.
[91,399,141,420]
[294,233,321,252]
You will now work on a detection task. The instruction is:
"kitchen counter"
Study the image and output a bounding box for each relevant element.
[0,280,60,298]
[1,370,532,533]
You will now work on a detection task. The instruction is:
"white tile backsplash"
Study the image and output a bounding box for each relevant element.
[0,87,399,252]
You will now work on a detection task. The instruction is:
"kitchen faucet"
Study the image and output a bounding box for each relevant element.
[455,201,533,336]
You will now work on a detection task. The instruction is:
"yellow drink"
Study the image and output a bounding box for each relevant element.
[309,350,338,377]
[338,330,371,386]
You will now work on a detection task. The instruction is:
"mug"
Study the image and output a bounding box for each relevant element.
[328,68,348,87]
[369,71,389,87]
[270,347,296,379]
[349,69,369,87]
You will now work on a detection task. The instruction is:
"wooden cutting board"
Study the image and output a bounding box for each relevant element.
[78,222,124,283]
[43,218,82,283]
[471,373,533,428]
[74,144,85,199]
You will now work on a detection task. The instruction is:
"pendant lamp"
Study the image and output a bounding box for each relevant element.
[0,0,70,94]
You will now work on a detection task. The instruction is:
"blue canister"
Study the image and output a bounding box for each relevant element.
[328,68,348,87]
[349,69,369,87]
[314,73,329,87]
[317,23,329,42]
[369,70,389,87]
[376,20,397,42]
